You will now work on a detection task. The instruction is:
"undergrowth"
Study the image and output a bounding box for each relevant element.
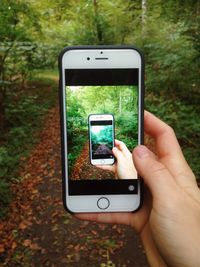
[0,74,58,218]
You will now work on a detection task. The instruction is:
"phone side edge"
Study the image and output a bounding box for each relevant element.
[132,46,145,213]
[58,48,74,214]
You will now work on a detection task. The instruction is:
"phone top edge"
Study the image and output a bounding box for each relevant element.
[88,114,114,120]
[58,45,144,69]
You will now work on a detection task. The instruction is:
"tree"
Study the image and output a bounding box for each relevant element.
[0,0,41,129]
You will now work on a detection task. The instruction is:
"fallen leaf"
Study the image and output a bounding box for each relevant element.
[30,243,40,250]
[23,239,31,247]
[11,241,17,250]
[0,244,5,253]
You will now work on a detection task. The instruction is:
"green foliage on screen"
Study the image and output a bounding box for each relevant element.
[91,125,113,151]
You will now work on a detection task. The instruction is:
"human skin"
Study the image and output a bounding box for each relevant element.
[76,111,200,267]
[96,139,137,179]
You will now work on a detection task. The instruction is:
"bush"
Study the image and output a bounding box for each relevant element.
[0,147,18,178]
[67,131,87,176]
[0,179,11,218]
[6,95,45,128]
[146,93,200,179]
[0,76,57,218]
[115,111,138,150]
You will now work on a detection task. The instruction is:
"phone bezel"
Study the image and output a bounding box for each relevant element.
[59,46,144,213]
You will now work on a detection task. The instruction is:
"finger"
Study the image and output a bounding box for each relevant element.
[115,139,131,157]
[75,187,152,233]
[112,146,124,162]
[96,164,115,172]
[75,206,149,233]
[144,111,196,186]
[133,145,177,198]
[75,212,132,226]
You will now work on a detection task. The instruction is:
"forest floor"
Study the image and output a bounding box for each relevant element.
[71,142,115,180]
[0,105,148,267]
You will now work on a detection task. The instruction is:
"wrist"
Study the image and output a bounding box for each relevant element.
[140,223,168,267]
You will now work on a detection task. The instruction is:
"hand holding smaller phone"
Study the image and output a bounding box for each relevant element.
[97,139,137,179]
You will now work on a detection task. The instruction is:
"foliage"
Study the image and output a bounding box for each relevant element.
[67,132,87,175]
[146,92,200,178]
[0,179,11,218]
[140,21,198,96]
[66,88,87,175]
[0,76,57,218]
[115,111,138,149]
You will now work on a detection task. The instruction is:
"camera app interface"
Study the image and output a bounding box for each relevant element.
[65,69,139,181]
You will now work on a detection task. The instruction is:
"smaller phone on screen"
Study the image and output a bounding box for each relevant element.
[88,114,115,165]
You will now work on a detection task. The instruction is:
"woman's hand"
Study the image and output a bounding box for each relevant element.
[76,111,200,267]
[96,139,137,179]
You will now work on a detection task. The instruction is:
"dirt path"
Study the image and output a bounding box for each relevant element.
[71,142,115,180]
[0,105,148,267]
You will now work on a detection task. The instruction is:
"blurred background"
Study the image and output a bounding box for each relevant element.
[0,0,199,266]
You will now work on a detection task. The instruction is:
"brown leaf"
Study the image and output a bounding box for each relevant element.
[30,242,40,250]
[74,244,80,252]
[32,189,38,194]
[0,244,5,253]
[11,241,17,250]
[23,239,31,247]
[22,239,40,250]
[19,222,27,230]
[19,220,32,230]
[91,230,97,235]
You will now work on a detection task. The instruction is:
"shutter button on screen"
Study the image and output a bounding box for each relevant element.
[97,197,110,210]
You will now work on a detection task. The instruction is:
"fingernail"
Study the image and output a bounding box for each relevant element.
[135,146,150,158]
[113,147,117,152]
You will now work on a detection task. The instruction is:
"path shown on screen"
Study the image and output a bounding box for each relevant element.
[71,142,115,180]
[0,105,148,267]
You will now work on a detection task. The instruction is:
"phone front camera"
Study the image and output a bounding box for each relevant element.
[100,51,103,54]
[87,57,90,61]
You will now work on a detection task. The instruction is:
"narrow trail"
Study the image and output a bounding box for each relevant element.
[0,105,148,267]
[71,142,115,180]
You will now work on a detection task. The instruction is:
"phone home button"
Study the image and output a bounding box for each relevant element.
[97,197,110,210]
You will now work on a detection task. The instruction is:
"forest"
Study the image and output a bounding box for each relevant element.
[0,0,199,213]
[0,0,199,265]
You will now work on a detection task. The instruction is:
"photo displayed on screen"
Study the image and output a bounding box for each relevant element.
[89,116,114,163]
[65,69,139,181]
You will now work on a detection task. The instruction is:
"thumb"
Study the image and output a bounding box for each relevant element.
[133,145,176,198]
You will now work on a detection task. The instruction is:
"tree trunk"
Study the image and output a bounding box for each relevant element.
[93,0,103,44]
[0,89,6,131]
[141,0,147,35]
[119,90,122,114]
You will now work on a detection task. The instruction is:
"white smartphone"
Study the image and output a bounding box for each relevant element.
[59,46,144,213]
[88,114,115,165]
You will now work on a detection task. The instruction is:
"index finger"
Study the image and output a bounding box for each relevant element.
[115,139,132,158]
[144,111,196,186]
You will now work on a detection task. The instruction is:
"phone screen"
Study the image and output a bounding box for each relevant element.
[65,69,140,195]
[89,115,114,164]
